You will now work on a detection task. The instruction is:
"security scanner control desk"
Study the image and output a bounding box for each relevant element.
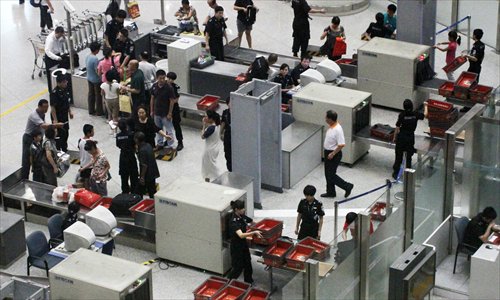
[0,211,25,268]
[470,242,500,300]
[190,61,251,102]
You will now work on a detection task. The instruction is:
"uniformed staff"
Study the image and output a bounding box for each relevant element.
[291,0,325,58]
[205,6,228,61]
[50,74,73,152]
[228,200,262,284]
[464,28,485,82]
[114,29,136,69]
[391,99,428,180]
[104,9,127,49]
[116,119,138,194]
[295,185,325,240]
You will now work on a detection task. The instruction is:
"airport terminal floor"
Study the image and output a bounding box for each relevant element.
[1,0,499,299]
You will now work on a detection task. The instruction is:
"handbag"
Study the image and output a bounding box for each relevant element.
[127,1,141,19]
[332,37,347,57]
[56,151,71,178]
[119,94,132,113]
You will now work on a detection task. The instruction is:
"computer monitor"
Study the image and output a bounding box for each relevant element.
[316,59,342,82]
[300,69,326,86]
[85,206,117,236]
[63,221,96,252]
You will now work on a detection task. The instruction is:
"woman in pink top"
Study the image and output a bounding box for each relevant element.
[97,47,123,83]
[434,31,461,81]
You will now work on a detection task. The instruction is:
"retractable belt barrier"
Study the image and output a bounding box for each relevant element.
[436,15,470,35]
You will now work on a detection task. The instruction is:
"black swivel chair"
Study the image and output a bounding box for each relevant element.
[453,216,479,274]
[26,231,63,276]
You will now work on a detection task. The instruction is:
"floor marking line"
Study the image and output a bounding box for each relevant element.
[0,88,48,118]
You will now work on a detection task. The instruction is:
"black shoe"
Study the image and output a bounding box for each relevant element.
[392,173,398,180]
[176,143,184,151]
[254,202,263,209]
[320,193,336,198]
[344,184,353,198]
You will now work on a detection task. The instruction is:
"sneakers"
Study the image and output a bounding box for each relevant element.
[108,120,117,130]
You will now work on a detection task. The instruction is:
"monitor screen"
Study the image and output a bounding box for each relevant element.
[64,221,96,252]
[85,206,117,236]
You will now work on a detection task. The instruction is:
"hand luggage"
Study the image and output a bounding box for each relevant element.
[370,124,395,142]
[110,193,142,216]
[332,37,347,57]
[75,189,102,209]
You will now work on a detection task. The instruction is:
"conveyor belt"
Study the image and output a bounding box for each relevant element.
[417,78,448,94]
[223,45,318,68]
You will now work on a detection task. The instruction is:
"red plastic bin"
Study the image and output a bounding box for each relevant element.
[228,280,250,292]
[193,279,226,300]
[74,189,102,209]
[334,58,355,65]
[442,56,467,73]
[369,202,387,221]
[212,286,246,300]
[297,237,331,260]
[129,199,155,217]
[209,276,230,284]
[454,71,477,97]
[243,288,270,300]
[249,219,283,246]
[438,82,455,98]
[427,99,453,112]
[197,95,220,111]
[285,244,315,270]
[263,239,294,267]
[99,197,113,209]
[469,84,493,103]
[429,127,446,138]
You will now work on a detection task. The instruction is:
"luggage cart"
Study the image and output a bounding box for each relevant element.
[28,35,47,79]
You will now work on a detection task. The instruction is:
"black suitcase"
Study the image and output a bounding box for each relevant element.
[110,193,142,216]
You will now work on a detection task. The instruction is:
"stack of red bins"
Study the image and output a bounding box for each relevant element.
[427,100,458,137]
[297,237,331,260]
[285,244,316,270]
[249,219,283,246]
[453,71,478,100]
[469,85,493,104]
[263,239,294,267]
[193,277,270,300]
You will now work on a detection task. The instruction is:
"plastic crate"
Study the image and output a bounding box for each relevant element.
[242,288,270,300]
[285,244,315,270]
[429,127,446,138]
[228,280,251,292]
[427,99,453,112]
[99,197,113,209]
[209,276,230,284]
[453,90,470,100]
[74,189,102,209]
[281,104,290,112]
[197,95,220,111]
[297,237,331,260]
[369,202,387,221]
[129,199,155,217]
[250,219,283,245]
[212,286,246,300]
[427,108,458,122]
[454,71,477,94]
[438,81,455,98]
[442,56,467,73]
[263,239,294,267]
[193,279,226,300]
[469,84,493,103]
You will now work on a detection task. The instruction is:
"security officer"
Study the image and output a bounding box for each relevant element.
[116,118,138,194]
[50,74,73,152]
[291,54,311,86]
[104,9,127,49]
[227,200,262,284]
[464,28,485,82]
[114,29,136,69]
[392,99,428,180]
[205,6,228,61]
[295,185,325,240]
[291,0,325,58]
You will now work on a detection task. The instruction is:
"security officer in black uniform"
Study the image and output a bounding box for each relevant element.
[464,28,485,82]
[50,74,73,152]
[205,6,228,61]
[291,0,325,58]
[104,9,127,49]
[220,98,232,171]
[295,185,325,240]
[114,29,136,69]
[116,118,138,194]
[227,200,262,283]
[391,99,428,180]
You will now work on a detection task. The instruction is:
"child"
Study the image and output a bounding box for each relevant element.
[342,212,374,240]
[29,130,45,183]
[116,119,139,194]
[166,72,184,151]
[434,31,461,81]
[78,124,94,189]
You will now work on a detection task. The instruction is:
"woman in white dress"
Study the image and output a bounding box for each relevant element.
[201,110,222,182]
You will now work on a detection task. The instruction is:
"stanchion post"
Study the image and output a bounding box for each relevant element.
[334,201,339,247]
[467,16,471,52]
[385,179,392,218]
[305,259,319,300]
[403,168,416,250]
[65,10,74,74]
[358,213,370,299]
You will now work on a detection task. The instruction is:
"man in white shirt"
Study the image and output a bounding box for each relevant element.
[322,110,354,198]
[40,0,55,34]
[44,26,66,91]
[138,51,157,102]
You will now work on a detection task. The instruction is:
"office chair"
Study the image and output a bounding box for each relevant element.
[26,231,63,276]
[453,216,478,274]
[47,214,64,247]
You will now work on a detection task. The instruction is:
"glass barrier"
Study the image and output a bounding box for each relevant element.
[317,230,360,300]
[413,141,446,243]
[281,270,305,300]
[366,193,405,299]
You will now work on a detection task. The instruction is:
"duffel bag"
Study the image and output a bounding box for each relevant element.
[110,193,142,216]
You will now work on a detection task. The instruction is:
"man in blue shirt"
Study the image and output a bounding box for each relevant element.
[384,4,397,38]
[86,42,103,116]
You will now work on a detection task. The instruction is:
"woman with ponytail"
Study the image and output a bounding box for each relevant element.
[434,31,461,81]
[227,200,262,283]
[201,110,222,182]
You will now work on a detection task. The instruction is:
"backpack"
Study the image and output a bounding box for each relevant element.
[248,56,269,80]
[30,0,41,8]
[105,0,119,18]
[110,193,142,216]
[246,6,257,25]
[106,57,121,82]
